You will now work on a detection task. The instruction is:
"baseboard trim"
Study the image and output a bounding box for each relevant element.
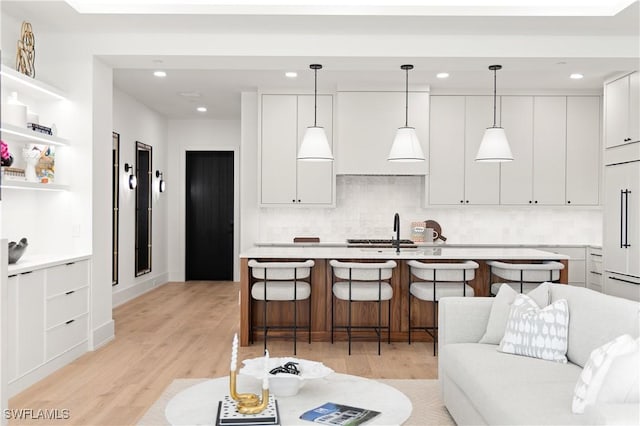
[92,319,115,350]
[112,273,169,308]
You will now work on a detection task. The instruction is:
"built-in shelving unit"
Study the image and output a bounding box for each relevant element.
[1,65,69,192]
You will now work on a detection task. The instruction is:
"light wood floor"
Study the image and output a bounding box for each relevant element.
[9,282,438,425]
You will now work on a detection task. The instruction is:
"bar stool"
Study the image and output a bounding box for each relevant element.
[407,260,479,355]
[487,261,565,296]
[329,260,397,355]
[248,259,314,355]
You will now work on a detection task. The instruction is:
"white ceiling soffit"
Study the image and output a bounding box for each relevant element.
[64,0,639,16]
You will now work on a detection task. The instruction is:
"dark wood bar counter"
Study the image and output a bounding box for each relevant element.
[239,247,568,346]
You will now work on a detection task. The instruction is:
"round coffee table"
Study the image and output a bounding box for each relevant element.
[165,373,412,425]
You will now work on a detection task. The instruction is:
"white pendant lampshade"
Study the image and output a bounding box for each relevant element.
[388,126,425,161]
[297,64,333,161]
[475,65,514,162]
[388,64,425,162]
[298,126,333,160]
[476,127,513,162]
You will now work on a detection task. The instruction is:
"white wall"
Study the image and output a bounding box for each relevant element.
[112,88,169,306]
[167,119,241,282]
[257,175,603,245]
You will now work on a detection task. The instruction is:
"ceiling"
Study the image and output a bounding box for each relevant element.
[2,1,639,120]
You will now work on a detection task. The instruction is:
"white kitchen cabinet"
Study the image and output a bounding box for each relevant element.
[260,94,334,206]
[532,97,567,205]
[603,159,640,278]
[336,91,429,175]
[587,246,603,293]
[6,257,91,397]
[500,96,567,205]
[16,270,46,376]
[6,275,18,382]
[547,246,586,287]
[428,96,465,204]
[500,96,533,205]
[605,72,639,149]
[566,97,601,205]
[428,96,499,205]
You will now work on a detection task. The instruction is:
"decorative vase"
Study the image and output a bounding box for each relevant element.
[8,238,28,264]
[23,148,40,182]
[4,92,27,127]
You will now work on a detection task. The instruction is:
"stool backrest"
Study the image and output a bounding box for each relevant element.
[488,260,564,282]
[329,260,397,281]
[248,260,314,280]
[407,260,479,282]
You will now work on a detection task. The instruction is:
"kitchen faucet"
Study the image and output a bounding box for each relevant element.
[393,212,400,254]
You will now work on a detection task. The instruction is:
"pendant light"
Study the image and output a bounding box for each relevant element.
[475,65,513,162]
[297,64,334,161]
[388,64,425,162]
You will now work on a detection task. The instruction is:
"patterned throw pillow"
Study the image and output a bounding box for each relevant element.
[498,293,569,363]
[572,334,638,414]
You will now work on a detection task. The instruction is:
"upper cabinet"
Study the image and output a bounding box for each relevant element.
[259,93,334,206]
[336,91,429,175]
[566,96,601,205]
[604,72,639,149]
[429,96,499,205]
[429,94,600,206]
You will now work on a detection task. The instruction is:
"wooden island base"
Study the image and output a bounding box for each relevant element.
[239,249,568,347]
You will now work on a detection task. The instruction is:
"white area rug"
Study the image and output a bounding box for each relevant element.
[137,378,454,425]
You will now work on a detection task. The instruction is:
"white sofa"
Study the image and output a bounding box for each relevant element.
[439,284,640,425]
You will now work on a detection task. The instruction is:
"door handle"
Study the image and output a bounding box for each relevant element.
[620,190,625,248]
[608,276,639,285]
[624,190,631,248]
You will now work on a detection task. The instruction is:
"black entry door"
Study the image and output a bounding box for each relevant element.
[186,151,234,281]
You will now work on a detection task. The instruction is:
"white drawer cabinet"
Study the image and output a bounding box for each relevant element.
[47,260,89,296]
[46,314,89,360]
[6,257,91,397]
[587,246,603,292]
[46,286,89,328]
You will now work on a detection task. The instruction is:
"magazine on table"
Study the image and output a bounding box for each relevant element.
[299,402,380,425]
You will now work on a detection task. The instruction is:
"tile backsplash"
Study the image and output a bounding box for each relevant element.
[258,176,603,245]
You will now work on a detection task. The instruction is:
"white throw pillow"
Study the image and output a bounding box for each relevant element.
[479,282,551,344]
[498,293,569,363]
[572,334,639,414]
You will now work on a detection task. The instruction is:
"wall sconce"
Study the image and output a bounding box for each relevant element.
[156,170,165,192]
[124,163,137,189]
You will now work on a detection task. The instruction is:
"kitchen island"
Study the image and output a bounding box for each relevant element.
[239,246,568,346]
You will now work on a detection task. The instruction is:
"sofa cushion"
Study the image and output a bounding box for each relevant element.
[498,294,569,363]
[597,339,640,404]
[573,334,638,414]
[479,283,550,344]
[549,284,640,368]
[441,343,585,425]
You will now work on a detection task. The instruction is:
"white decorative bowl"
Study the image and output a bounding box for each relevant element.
[239,357,333,397]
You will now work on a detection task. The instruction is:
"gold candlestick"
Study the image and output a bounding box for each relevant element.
[229,370,259,404]
[237,388,270,414]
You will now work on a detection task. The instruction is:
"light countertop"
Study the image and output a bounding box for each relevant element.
[8,253,91,275]
[240,246,568,260]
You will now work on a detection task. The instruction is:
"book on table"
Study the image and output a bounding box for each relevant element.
[215,395,280,426]
[299,402,381,425]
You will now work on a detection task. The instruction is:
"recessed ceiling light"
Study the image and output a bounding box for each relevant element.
[196,106,207,112]
[436,72,450,79]
[153,70,167,78]
[570,73,584,79]
[285,71,298,78]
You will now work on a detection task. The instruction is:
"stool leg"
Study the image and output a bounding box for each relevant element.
[387,298,391,345]
[348,298,352,356]
[263,300,268,353]
[432,300,437,356]
[408,281,412,345]
[308,296,312,345]
[331,291,335,344]
[293,299,297,355]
